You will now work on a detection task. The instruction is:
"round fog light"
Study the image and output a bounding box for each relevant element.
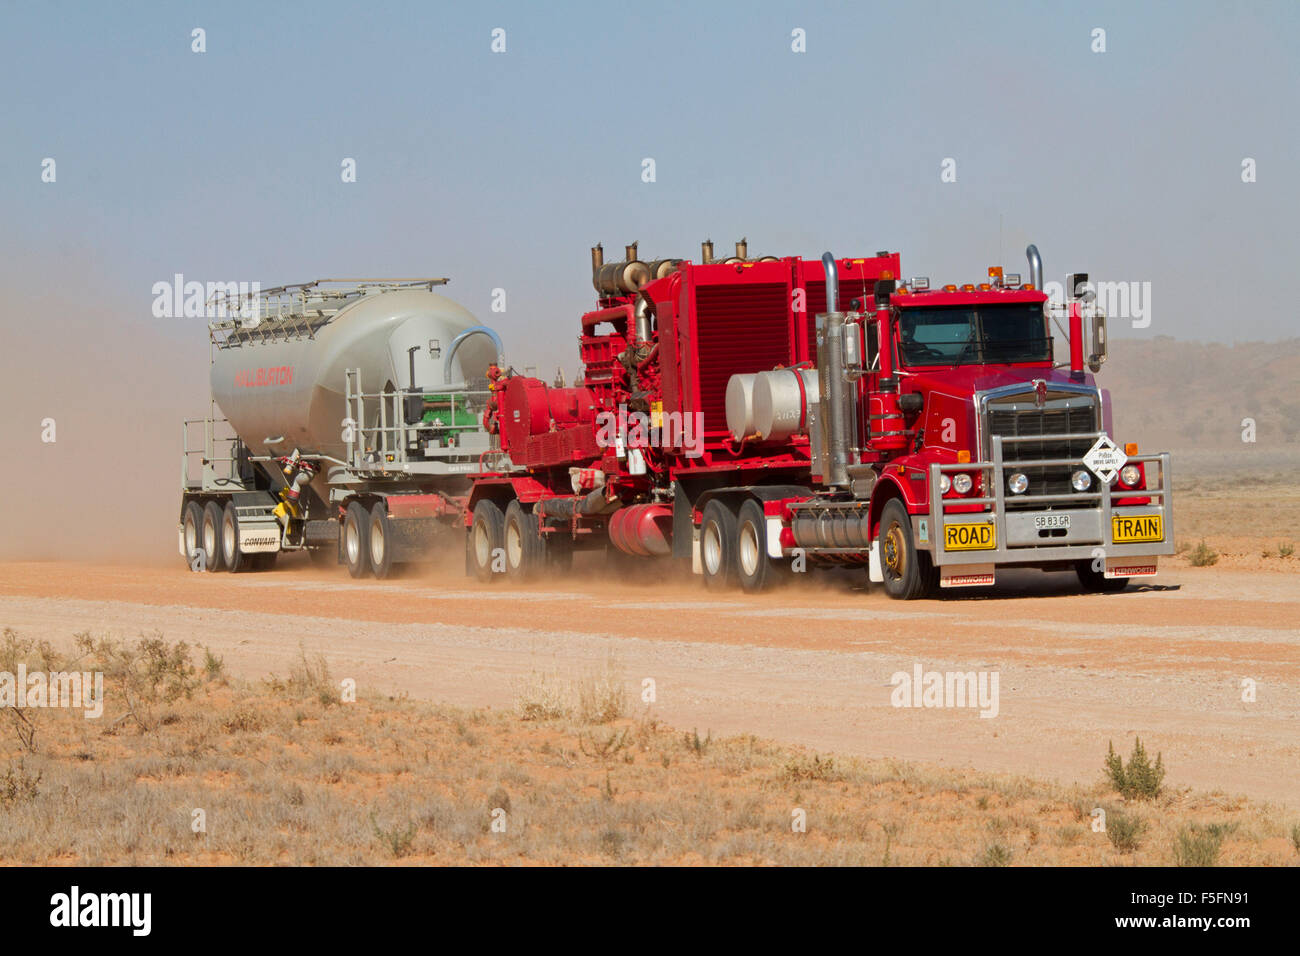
[939,474,951,494]
[1071,470,1093,492]
[952,473,973,495]
[1007,472,1029,495]
[1119,464,1141,487]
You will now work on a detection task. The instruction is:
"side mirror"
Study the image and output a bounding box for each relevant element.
[1088,312,1108,372]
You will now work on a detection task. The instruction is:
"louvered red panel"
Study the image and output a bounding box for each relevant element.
[693,282,792,431]
[802,275,874,363]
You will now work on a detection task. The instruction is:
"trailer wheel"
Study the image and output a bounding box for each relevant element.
[700,499,739,590]
[736,499,783,593]
[504,500,544,581]
[201,501,227,572]
[221,501,251,572]
[182,501,204,571]
[1074,560,1128,593]
[369,502,395,579]
[469,500,505,582]
[343,502,370,578]
[878,499,936,600]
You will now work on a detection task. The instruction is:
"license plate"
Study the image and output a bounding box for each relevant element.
[1112,514,1163,544]
[944,522,996,551]
[1034,514,1071,530]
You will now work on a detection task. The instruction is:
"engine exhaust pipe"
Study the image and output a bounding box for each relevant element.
[591,243,604,274]
[822,251,840,312]
[1026,244,1042,290]
[735,237,748,260]
[820,252,849,488]
[701,239,714,264]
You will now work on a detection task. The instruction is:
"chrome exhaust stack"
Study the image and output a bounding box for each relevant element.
[1026,244,1043,291]
[818,252,851,489]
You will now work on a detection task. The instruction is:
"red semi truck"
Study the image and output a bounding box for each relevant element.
[465,241,1173,598]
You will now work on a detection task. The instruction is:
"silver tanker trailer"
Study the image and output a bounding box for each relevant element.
[179,278,506,578]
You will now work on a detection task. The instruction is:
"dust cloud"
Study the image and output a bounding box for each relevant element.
[0,249,209,563]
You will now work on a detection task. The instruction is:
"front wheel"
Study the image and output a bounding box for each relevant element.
[1074,560,1128,593]
[878,499,936,600]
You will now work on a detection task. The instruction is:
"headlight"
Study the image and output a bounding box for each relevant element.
[1071,470,1092,492]
[1007,472,1029,494]
[939,474,951,494]
[1119,464,1141,488]
[952,473,973,495]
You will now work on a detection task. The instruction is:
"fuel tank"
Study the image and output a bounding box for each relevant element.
[210,287,496,463]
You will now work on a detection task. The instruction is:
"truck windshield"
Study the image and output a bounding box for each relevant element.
[897,303,1050,366]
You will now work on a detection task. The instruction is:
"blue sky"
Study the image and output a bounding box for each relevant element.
[2,0,1298,378]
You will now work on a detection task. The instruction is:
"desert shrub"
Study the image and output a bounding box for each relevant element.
[781,753,841,783]
[980,843,1012,866]
[512,672,568,721]
[1174,824,1225,866]
[0,761,41,807]
[370,814,417,858]
[683,728,713,757]
[1188,540,1218,567]
[1104,738,1165,800]
[1106,811,1146,852]
[575,660,627,725]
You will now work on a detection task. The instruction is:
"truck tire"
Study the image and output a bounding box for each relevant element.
[202,501,227,572]
[221,501,251,572]
[504,500,544,581]
[1074,560,1128,593]
[368,502,395,579]
[343,501,370,579]
[182,501,204,571]
[736,499,782,593]
[878,499,936,600]
[700,499,738,591]
[469,499,505,582]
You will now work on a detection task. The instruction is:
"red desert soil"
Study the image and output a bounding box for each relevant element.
[1,557,1296,811]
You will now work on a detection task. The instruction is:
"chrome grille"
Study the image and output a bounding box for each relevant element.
[985,396,1097,507]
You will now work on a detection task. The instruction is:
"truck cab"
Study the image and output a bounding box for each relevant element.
[847,255,1173,597]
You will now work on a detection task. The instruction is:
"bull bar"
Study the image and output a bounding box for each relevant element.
[925,432,1175,567]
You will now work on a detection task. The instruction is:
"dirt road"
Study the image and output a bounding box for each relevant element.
[1,558,1296,809]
